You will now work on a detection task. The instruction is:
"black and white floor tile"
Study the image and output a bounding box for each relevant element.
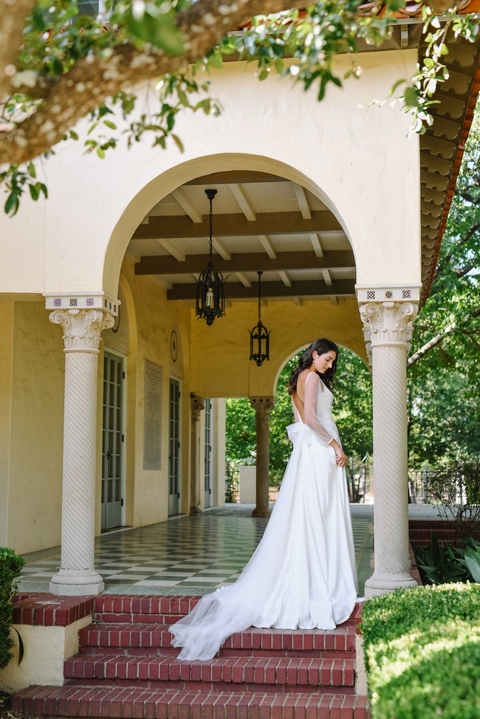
[18,504,374,595]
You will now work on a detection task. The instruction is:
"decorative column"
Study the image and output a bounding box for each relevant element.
[190,395,205,516]
[358,286,420,597]
[47,296,118,596]
[249,396,275,518]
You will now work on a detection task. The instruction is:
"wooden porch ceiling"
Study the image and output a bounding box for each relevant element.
[126,26,480,308]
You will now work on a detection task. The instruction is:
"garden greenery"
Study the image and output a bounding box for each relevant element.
[2,0,480,214]
[0,547,24,670]
[225,347,372,496]
[415,533,480,584]
[361,583,480,719]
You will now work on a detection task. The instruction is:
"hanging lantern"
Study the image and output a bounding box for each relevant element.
[194,189,226,326]
[250,271,271,366]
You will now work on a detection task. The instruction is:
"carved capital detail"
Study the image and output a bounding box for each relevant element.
[359,301,418,348]
[249,396,275,417]
[190,395,205,421]
[50,309,115,353]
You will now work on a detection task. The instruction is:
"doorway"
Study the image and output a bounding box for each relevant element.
[204,398,212,508]
[168,378,181,515]
[101,350,125,530]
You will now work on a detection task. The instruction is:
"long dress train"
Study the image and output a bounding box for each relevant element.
[170,373,358,661]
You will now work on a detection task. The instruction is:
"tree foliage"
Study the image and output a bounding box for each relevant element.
[225,346,372,496]
[407,113,480,467]
[1,0,480,213]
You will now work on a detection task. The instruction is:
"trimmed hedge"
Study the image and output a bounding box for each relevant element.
[0,547,24,670]
[361,583,480,719]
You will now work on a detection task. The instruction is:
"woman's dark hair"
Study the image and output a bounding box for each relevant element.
[288,338,339,395]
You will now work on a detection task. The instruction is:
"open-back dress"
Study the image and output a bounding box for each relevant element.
[170,371,358,661]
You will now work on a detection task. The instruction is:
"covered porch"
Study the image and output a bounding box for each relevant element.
[16,504,376,596]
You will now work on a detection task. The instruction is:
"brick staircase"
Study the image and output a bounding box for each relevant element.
[12,595,370,718]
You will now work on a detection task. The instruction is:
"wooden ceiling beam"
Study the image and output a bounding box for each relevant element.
[132,211,342,240]
[167,279,355,300]
[135,249,355,275]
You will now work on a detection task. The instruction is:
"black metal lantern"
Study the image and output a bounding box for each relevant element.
[194,189,226,326]
[250,271,271,366]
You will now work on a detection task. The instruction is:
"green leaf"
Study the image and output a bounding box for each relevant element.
[171,134,184,152]
[27,162,36,179]
[389,78,407,96]
[207,52,224,70]
[5,192,20,216]
[464,547,480,582]
[103,120,117,130]
[404,86,419,108]
[386,0,405,10]
[124,7,184,55]
[29,184,39,201]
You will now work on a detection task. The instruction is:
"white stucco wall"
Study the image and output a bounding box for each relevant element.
[0,49,422,554]
[0,49,420,301]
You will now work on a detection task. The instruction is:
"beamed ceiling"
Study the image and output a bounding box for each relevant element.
[126,23,480,309]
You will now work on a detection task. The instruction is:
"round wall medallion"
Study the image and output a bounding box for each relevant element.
[170,329,178,362]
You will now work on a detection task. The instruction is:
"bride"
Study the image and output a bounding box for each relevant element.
[170,338,359,661]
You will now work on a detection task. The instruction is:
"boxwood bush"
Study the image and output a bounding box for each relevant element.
[361,583,480,719]
[0,547,24,670]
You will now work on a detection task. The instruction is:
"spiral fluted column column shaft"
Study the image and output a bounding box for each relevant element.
[250,397,275,518]
[49,308,114,595]
[359,297,419,598]
[190,396,205,516]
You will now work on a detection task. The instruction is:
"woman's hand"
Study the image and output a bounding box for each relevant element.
[330,440,347,467]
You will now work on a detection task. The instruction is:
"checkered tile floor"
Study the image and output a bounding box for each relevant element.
[18,504,374,595]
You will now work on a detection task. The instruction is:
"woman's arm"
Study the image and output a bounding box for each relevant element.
[303,372,335,445]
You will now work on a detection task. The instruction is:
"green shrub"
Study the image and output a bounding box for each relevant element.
[0,547,24,670]
[361,583,480,719]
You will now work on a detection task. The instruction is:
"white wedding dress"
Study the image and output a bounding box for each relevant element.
[170,372,358,661]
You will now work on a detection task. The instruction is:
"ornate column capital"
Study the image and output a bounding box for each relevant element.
[190,395,205,421]
[50,309,115,353]
[359,301,418,348]
[357,285,420,349]
[249,396,275,417]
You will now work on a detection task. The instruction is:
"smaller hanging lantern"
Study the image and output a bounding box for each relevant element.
[194,189,226,326]
[250,271,271,366]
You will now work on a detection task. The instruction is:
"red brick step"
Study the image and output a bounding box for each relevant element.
[79,622,356,658]
[13,685,370,718]
[11,594,369,718]
[91,596,362,627]
[64,653,355,691]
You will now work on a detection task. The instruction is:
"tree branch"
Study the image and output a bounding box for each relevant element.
[435,218,480,278]
[0,0,308,165]
[456,261,479,278]
[407,321,456,368]
[408,308,480,368]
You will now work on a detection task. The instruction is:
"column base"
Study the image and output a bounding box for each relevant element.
[252,506,271,518]
[189,506,202,516]
[49,569,105,596]
[364,572,418,599]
